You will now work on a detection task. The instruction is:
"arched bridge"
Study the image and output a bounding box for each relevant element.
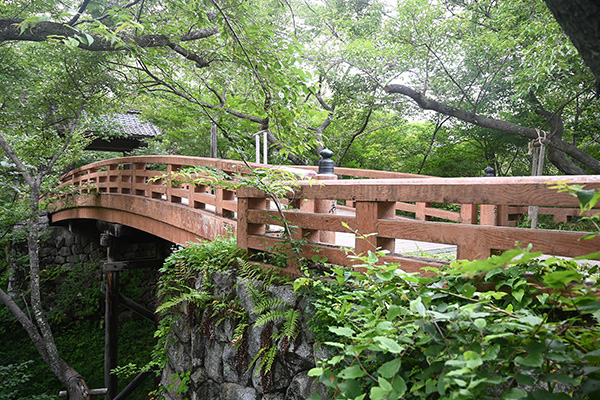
[51,155,600,273]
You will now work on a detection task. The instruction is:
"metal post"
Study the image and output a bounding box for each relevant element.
[263,130,268,164]
[255,133,260,163]
[318,148,335,175]
[484,166,496,177]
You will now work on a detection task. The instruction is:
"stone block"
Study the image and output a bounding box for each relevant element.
[221,382,259,400]
[223,343,252,386]
[285,371,327,400]
[205,341,224,383]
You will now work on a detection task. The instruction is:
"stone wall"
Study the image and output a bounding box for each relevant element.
[39,218,105,270]
[161,270,327,400]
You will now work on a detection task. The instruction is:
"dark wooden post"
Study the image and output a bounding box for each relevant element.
[103,233,119,400]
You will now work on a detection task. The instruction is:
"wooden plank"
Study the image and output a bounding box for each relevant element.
[247,210,357,233]
[246,235,447,274]
[104,262,118,399]
[118,293,155,322]
[239,175,600,206]
[377,219,600,259]
[114,371,153,400]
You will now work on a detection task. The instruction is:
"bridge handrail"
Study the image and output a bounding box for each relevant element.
[237,175,600,272]
[55,156,600,274]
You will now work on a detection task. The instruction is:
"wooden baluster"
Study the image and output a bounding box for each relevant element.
[415,202,432,221]
[355,201,396,255]
[133,162,146,196]
[167,164,182,203]
[237,195,267,253]
[314,174,337,244]
[459,204,478,224]
[109,164,119,193]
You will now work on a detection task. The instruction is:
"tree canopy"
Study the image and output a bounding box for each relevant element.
[1,1,600,397]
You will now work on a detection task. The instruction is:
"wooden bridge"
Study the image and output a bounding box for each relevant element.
[51,155,600,273]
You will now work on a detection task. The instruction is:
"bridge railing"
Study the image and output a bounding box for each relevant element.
[58,156,600,273]
[237,175,600,273]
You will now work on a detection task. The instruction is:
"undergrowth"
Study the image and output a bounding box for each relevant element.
[299,247,600,400]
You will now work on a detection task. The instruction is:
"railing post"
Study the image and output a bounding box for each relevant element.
[480,166,500,226]
[167,164,182,203]
[236,193,267,253]
[215,172,235,218]
[355,201,396,255]
[315,149,337,244]
[133,162,147,196]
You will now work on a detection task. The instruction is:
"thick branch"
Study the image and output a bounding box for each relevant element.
[384,84,600,173]
[0,133,34,186]
[0,18,217,68]
[337,107,374,166]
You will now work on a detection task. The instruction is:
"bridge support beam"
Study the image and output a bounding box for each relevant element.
[103,234,119,400]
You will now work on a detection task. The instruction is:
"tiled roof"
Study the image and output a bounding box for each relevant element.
[104,111,160,139]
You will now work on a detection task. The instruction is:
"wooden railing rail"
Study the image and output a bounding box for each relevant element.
[58,156,600,274]
[237,175,600,273]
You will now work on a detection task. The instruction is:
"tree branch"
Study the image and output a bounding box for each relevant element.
[384,83,600,173]
[67,0,93,26]
[0,18,218,68]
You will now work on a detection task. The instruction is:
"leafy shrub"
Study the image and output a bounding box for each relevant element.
[303,248,600,400]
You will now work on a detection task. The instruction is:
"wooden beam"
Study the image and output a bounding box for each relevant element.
[101,258,165,272]
[104,243,119,400]
[114,371,153,400]
[118,293,155,322]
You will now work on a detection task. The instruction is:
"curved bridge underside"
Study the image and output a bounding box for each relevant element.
[51,193,236,244]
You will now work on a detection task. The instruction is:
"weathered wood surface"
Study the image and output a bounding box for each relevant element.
[52,156,600,275]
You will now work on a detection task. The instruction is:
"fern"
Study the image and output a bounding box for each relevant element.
[254,308,288,327]
[280,308,300,341]
[155,288,212,315]
[253,296,287,315]
[258,346,277,376]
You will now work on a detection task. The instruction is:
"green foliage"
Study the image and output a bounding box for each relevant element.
[549,182,600,242]
[40,260,103,324]
[155,237,302,395]
[0,361,55,400]
[303,247,600,399]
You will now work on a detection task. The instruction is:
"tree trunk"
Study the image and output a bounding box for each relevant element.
[543,0,600,92]
[0,132,91,399]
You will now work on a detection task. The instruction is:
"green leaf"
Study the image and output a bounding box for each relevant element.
[339,364,366,379]
[473,318,487,329]
[514,351,543,367]
[542,270,582,288]
[377,359,401,378]
[370,386,389,400]
[386,305,404,320]
[329,326,355,337]
[577,189,596,207]
[392,376,407,397]
[512,289,525,303]
[463,351,483,369]
[374,336,403,353]
[515,373,535,386]
[575,251,600,259]
[378,376,393,391]
[307,367,323,377]
[501,387,528,399]
[410,298,427,317]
